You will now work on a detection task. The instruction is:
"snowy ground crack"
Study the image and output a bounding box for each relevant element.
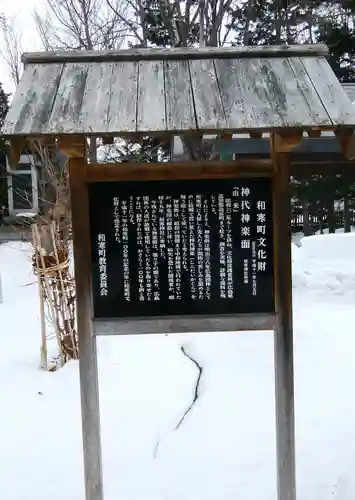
[153,344,203,459]
[174,345,203,430]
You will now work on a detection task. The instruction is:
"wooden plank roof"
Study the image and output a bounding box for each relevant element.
[342,82,355,103]
[3,44,355,137]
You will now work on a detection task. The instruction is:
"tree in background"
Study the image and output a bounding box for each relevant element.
[230,0,355,235]
[0,17,22,87]
[106,0,240,48]
[310,1,355,233]
[33,0,355,232]
[315,0,355,81]
[0,82,9,129]
[0,0,354,368]
[34,0,130,163]
[3,0,353,235]
[34,0,128,51]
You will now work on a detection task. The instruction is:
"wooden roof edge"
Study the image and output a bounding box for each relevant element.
[4,124,355,140]
[21,43,329,65]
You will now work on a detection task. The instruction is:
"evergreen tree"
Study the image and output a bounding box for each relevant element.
[0,81,9,129]
[316,0,355,81]
[137,0,200,47]
[230,0,325,46]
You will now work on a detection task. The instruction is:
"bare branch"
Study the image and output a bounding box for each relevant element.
[34,0,128,51]
[106,0,146,45]
[0,18,23,86]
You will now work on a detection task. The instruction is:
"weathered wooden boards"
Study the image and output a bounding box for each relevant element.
[214,57,329,129]
[3,63,63,134]
[22,43,329,64]
[3,54,355,136]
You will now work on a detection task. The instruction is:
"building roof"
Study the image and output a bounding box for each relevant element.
[2,44,355,138]
[342,82,355,104]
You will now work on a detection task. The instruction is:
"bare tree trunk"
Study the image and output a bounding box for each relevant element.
[306,7,315,43]
[35,0,127,51]
[326,198,336,233]
[319,202,324,235]
[302,196,311,236]
[275,3,283,43]
[344,193,351,233]
[88,138,97,163]
[243,0,255,45]
[199,0,205,47]
[309,201,314,235]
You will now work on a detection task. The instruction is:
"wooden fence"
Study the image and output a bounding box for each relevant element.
[291,209,355,233]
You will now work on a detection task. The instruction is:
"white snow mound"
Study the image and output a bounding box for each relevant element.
[292,233,355,299]
[1,235,355,500]
[300,232,355,260]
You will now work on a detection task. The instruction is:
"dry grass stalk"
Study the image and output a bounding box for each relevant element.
[50,223,77,359]
[33,223,64,366]
[32,225,48,370]
[17,139,78,369]
[32,222,78,367]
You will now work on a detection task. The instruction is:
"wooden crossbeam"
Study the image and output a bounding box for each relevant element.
[307,129,322,138]
[249,131,263,139]
[334,128,355,160]
[271,130,303,154]
[101,136,114,145]
[85,159,273,182]
[59,136,86,158]
[8,138,26,167]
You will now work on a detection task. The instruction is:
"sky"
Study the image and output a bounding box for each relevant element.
[0,0,43,94]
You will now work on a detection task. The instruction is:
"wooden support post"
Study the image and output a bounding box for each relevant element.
[59,136,87,158]
[249,131,263,139]
[69,157,104,500]
[219,133,234,161]
[334,128,355,160]
[9,138,26,167]
[101,136,114,145]
[85,160,273,183]
[272,147,296,500]
[307,129,322,138]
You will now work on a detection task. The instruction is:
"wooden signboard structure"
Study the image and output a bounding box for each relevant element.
[3,43,355,500]
[89,176,274,328]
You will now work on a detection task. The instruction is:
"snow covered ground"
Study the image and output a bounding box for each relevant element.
[1,234,355,500]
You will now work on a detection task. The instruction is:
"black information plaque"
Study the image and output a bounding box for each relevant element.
[89,177,275,319]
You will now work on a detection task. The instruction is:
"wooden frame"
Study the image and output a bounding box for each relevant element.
[95,314,275,336]
[68,156,280,500]
[272,150,296,500]
[6,40,355,500]
[85,159,273,182]
[69,157,103,500]
[9,43,355,141]
[86,160,275,335]
[67,156,283,500]
[23,43,328,64]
